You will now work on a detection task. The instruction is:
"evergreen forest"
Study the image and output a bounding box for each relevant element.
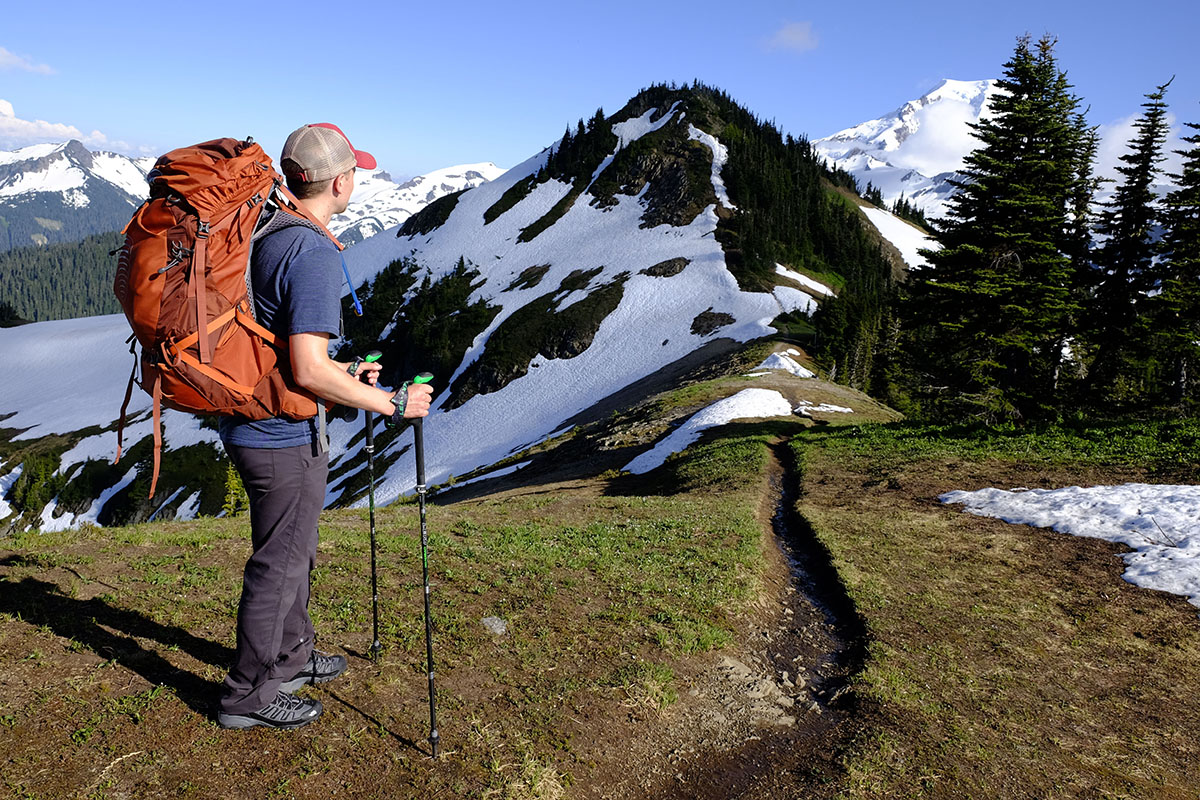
[0,231,123,322]
[884,35,1200,424]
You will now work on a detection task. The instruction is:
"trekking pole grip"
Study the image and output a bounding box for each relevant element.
[412,373,433,487]
[358,351,383,439]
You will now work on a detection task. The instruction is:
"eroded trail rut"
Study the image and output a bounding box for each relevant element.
[640,440,867,799]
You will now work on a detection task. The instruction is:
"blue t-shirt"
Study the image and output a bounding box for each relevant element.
[219,224,343,449]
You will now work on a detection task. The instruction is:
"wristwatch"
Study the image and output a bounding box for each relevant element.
[386,382,410,429]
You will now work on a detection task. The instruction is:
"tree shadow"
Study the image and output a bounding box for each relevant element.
[0,571,233,717]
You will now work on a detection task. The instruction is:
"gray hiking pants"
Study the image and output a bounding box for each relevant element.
[219,442,328,715]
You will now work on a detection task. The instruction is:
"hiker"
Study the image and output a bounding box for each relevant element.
[215,123,433,730]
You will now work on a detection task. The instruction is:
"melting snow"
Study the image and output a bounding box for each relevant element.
[772,285,817,316]
[943,484,1200,611]
[755,352,815,378]
[859,206,936,269]
[775,264,835,297]
[687,125,737,211]
[39,467,139,532]
[0,463,23,521]
[623,388,794,474]
[588,103,682,187]
[451,461,531,489]
[794,401,852,416]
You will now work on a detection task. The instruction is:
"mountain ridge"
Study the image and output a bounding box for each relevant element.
[1,82,919,531]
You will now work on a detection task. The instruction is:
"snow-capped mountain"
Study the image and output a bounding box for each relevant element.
[330,163,505,245]
[0,139,502,253]
[814,79,1001,219]
[0,84,922,531]
[0,140,155,251]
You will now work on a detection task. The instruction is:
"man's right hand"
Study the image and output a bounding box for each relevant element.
[400,381,433,419]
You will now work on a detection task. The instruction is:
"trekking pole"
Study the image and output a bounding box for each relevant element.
[411,372,439,758]
[353,351,384,663]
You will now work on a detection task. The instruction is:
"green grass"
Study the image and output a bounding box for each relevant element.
[791,421,1200,798]
[0,419,774,799]
[812,418,1200,478]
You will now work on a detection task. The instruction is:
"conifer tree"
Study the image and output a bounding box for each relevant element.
[1084,79,1173,404]
[906,35,1089,422]
[1148,119,1200,410]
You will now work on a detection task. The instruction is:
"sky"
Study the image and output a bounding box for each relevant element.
[1,1,1197,180]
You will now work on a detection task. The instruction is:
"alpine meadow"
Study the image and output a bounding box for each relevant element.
[4,31,1200,799]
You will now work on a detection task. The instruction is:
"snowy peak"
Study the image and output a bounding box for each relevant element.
[815,79,1000,217]
[329,162,505,245]
[0,139,150,206]
[0,140,156,250]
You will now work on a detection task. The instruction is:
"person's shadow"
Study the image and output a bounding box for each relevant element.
[0,565,233,717]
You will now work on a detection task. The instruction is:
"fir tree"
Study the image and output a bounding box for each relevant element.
[1148,119,1200,410]
[906,35,1089,422]
[1084,79,1173,405]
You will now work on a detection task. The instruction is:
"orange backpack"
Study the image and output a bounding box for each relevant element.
[113,137,343,497]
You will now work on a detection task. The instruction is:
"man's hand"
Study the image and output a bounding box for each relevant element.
[401,381,433,419]
[346,358,382,386]
[290,332,394,416]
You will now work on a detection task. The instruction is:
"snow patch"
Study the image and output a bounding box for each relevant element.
[0,463,23,521]
[756,353,815,378]
[38,467,139,532]
[176,491,202,521]
[942,484,1200,610]
[772,285,817,316]
[687,125,736,211]
[794,401,852,416]
[623,389,794,475]
[860,206,936,269]
[775,264,835,297]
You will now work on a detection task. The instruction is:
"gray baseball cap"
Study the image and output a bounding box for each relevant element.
[280,123,377,182]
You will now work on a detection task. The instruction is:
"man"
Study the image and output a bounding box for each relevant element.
[216,123,433,730]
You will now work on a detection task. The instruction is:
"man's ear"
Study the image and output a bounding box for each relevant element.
[332,170,353,196]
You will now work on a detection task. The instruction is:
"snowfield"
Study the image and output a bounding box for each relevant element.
[336,109,802,507]
[943,484,1200,611]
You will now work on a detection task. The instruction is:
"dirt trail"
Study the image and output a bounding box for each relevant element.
[615,439,867,799]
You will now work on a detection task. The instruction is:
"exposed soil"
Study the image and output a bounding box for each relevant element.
[629,443,868,799]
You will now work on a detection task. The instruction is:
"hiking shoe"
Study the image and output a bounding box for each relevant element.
[217,692,322,730]
[279,649,348,693]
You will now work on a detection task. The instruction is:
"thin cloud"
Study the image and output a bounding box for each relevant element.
[1095,113,1186,186]
[0,98,85,149]
[0,100,157,156]
[767,21,818,54]
[0,46,55,75]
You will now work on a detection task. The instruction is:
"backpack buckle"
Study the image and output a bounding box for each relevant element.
[159,241,194,274]
[159,340,181,366]
[196,221,211,238]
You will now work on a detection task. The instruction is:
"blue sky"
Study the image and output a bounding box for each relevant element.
[1,0,1196,178]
